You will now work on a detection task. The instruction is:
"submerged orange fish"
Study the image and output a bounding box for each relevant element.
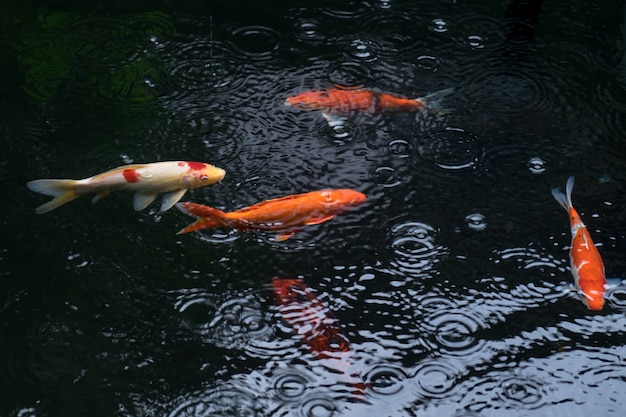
[285,85,453,123]
[272,277,350,357]
[272,277,366,397]
[176,189,366,241]
[27,161,225,214]
[552,176,606,310]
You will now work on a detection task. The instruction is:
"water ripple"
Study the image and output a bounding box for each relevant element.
[380,220,447,279]
[496,246,564,273]
[327,61,372,85]
[231,25,281,61]
[409,358,463,399]
[369,166,403,188]
[452,15,505,50]
[423,310,487,356]
[272,367,313,402]
[465,66,557,116]
[167,385,261,417]
[386,138,416,159]
[604,282,626,311]
[320,3,370,20]
[174,289,273,355]
[292,17,327,45]
[363,364,408,397]
[418,127,483,171]
[164,39,246,95]
[496,375,547,409]
[3,321,83,398]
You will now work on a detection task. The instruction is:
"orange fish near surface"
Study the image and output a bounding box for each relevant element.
[285,85,453,121]
[176,189,366,241]
[552,176,607,310]
[27,161,225,214]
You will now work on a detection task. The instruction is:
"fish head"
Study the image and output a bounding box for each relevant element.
[580,288,605,311]
[317,189,367,211]
[285,90,335,110]
[182,163,226,189]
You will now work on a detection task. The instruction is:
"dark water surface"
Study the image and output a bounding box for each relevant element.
[2,0,626,416]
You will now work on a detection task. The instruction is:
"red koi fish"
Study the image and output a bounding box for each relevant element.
[272,277,366,397]
[285,85,453,123]
[176,189,366,241]
[27,161,225,214]
[552,176,606,310]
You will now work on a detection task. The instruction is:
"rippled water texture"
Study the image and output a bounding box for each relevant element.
[2,0,626,416]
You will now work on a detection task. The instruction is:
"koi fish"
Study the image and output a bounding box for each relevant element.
[27,161,226,214]
[285,85,453,125]
[175,189,366,241]
[272,277,366,397]
[552,176,606,310]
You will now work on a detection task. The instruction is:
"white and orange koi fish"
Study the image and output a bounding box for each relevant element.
[27,161,225,214]
[552,176,606,310]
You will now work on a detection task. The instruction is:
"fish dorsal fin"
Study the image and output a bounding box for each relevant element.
[234,194,304,214]
[160,189,187,212]
[89,164,150,181]
[305,214,335,226]
[133,192,158,211]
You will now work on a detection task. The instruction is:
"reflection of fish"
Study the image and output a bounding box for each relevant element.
[272,277,366,397]
[27,161,225,214]
[285,86,453,124]
[176,189,366,241]
[552,176,606,310]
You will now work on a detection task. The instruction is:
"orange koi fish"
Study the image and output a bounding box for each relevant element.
[176,189,366,241]
[27,161,225,214]
[272,277,366,397]
[552,176,606,310]
[285,85,453,123]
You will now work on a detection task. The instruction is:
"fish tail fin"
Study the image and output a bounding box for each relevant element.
[415,88,455,114]
[175,202,227,234]
[27,179,79,214]
[551,176,575,211]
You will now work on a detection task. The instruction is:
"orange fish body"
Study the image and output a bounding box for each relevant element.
[176,189,366,241]
[27,161,226,213]
[272,277,350,356]
[552,177,606,310]
[285,86,453,115]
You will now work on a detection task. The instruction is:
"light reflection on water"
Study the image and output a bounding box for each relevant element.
[4,0,626,416]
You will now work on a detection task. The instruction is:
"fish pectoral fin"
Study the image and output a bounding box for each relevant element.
[322,112,347,128]
[160,189,187,212]
[275,229,300,242]
[305,215,335,226]
[91,190,111,204]
[133,192,158,211]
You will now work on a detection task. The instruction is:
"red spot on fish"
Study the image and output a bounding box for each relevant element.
[123,169,139,183]
[185,161,206,171]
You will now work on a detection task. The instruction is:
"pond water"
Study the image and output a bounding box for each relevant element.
[2,0,626,416]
